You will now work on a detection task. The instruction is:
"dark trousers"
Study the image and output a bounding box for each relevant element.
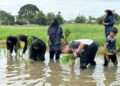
[80,42,98,69]
[104,54,118,66]
[50,50,61,60]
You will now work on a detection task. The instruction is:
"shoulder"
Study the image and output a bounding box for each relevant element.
[69,41,74,46]
[108,16,114,19]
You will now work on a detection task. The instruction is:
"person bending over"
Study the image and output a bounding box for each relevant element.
[61,39,98,69]
[29,39,46,61]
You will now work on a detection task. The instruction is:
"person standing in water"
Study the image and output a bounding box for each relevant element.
[103,9,114,38]
[104,27,118,66]
[47,18,63,60]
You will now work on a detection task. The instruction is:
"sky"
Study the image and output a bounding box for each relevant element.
[0,0,120,20]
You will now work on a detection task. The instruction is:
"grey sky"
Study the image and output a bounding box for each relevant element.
[0,0,119,20]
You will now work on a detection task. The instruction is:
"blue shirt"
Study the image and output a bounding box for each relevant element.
[104,16,114,34]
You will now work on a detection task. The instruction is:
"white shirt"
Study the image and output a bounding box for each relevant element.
[72,39,94,45]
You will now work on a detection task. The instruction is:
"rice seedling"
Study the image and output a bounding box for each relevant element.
[27,36,34,46]
[60,53,74,65]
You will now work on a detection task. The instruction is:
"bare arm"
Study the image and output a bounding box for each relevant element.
[104,44,107,50]
[74,42,85,58]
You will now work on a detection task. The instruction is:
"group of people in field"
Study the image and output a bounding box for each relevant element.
[6,9,118,69]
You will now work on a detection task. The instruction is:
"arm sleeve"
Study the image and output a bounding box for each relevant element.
[22,41,28,54]
[69,41,75,48]
[105,38,110,45]
[6,41,10,50]
[57,26,63,37]
[108,16,114,25]
[47,26,50,36]
[29,45,34,59]
[6,41,14,53]
[69,41,80,48]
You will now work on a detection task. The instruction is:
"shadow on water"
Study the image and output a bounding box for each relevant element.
[0,49,120,86]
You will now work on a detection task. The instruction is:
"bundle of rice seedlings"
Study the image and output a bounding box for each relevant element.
[104,50,113,62]
[15,34,21,49]
[14,34,21,57]
[60,53,74,65]
[27,37,34,46]
[64,28,71,37]
[64,28,71,44]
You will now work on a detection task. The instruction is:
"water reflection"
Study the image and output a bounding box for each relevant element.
[0,49,120,86]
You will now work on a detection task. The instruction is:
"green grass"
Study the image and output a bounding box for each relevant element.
[0,24,120,47]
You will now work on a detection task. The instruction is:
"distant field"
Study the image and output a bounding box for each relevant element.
[0,24,120,47]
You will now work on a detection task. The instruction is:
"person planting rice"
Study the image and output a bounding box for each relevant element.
[6,36,20,56]
[47,18,63,60]
[103,9,114,38]
[29,39,46,61]
[61,39,98,69]
[19,35,38,56]
[104,27,118,66]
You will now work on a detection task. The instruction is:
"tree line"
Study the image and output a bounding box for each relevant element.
[0,4,120,25]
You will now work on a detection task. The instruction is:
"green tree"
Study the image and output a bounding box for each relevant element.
[0,10,15,25]
[46,12,55,25]
[75,15,87,23]
[18,4,39,24]
[87,16,96,24]
[112,10,120,24]
[64,28,71,44]
[33,11,47,25]
[96,16,104,24]
[56,11,64,24]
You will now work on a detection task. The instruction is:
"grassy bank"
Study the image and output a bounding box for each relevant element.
[0,24,120,50]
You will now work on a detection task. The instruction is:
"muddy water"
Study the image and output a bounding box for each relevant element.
[0,49,120,86]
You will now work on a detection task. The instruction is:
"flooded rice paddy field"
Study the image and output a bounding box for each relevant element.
[0,49,120,86]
